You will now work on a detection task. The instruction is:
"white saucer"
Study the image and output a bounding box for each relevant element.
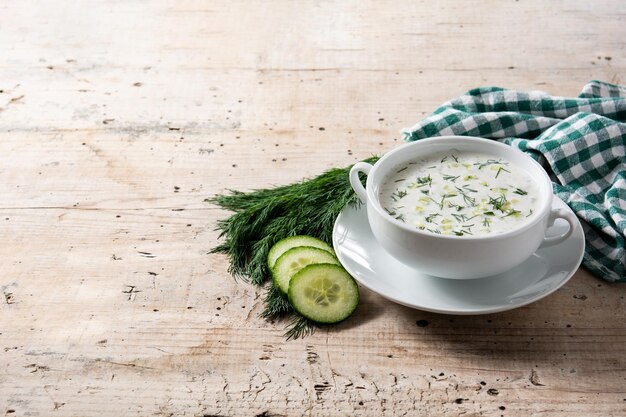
[332,197,585,315]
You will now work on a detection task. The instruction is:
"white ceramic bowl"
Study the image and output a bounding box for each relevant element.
[349,136,577,279]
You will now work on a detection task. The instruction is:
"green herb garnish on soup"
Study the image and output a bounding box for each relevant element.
[379,151,539,236]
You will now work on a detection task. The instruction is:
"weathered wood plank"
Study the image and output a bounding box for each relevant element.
[1,0,625,416]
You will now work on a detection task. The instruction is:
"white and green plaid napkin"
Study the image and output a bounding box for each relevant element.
[402,80,626,283]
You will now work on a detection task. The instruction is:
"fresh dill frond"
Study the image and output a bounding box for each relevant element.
[209,156,379,285]
[455,186,477,206]
[209,156,380,340]
[495,166,511,178]
[489,194,508,212]
[391,189,407,201]
[426,213,440,223]
[416,174,432,187]
[440,192,457,209]
[451,213,468,223]
[448,202,464,212]
[461,184,478,193]
[284,314,317,341]
[259,283,292,319]
[260,285,317,340]
[442,174,460,182]
[474,159,507,169]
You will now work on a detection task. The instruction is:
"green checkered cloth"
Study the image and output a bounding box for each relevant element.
[402,80,626,283]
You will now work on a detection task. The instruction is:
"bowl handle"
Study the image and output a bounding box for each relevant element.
[541,208,578,247]
[349,162,373,203]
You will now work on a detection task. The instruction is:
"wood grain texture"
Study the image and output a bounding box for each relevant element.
[1,1,625,416]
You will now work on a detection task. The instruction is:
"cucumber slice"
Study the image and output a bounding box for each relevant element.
[267,235,334,270]
[272,246,339,294]
[288,264,359,324]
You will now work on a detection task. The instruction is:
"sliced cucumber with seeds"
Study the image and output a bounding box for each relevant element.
[267,235,334,270]
[288,264,359,324]
[272,246,339,295]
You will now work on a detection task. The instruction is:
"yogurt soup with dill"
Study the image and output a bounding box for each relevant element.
[379,151,540,236]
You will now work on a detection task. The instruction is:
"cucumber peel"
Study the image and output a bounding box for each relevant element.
[272,246,339,295]
[267,235,359,326]
[267,235,334,270]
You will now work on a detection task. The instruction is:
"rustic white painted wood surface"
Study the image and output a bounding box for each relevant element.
[1,1,625,416]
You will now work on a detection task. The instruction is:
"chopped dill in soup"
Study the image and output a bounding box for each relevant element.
[379,151,540,236]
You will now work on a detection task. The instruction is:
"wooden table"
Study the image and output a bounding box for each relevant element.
[1,1,625,415]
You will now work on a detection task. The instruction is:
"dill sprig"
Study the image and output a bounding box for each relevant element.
[285,314,317,340]
[426,213,440,223]
[258,283,292,318]
[489,194,508,212]
[391,189,407,201]
[258,284,314,340]
[455,186,477,206]
[474,159,507,169]
[495,166,511,178]
[208,156,379,339]
[416,174,433,187]
[442,174,460,182]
